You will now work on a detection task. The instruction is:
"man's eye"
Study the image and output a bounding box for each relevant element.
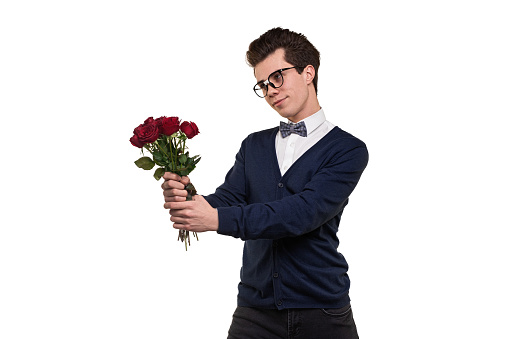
[272,73,282,81]
[256,83,267,91]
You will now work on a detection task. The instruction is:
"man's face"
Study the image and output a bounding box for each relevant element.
[254,48,314,123]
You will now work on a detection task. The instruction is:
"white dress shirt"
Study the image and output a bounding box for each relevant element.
[275,109,336,176]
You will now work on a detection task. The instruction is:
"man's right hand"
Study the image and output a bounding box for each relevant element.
[161,172,190,208]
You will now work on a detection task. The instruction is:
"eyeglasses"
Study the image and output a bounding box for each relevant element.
[253,66,302,98]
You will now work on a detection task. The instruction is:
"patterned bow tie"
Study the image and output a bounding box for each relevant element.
[279,121,307,138]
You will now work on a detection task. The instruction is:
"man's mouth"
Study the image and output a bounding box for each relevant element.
[273,97,286,107]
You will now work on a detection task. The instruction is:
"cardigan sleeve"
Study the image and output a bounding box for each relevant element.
[215,142,369,240]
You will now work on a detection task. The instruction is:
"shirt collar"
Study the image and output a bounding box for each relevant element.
[286,108,325,135]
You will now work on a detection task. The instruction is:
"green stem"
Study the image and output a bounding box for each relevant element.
[164,135,175,173]
[155,139,170,158]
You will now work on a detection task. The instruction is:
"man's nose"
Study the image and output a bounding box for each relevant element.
[267,84,279,97]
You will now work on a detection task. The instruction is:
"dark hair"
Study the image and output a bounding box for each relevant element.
[246,27,321,93]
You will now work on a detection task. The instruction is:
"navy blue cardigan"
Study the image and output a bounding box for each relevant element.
[204,126,368,310]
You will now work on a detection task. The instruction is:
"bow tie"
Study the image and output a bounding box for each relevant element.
[279,121,307,138]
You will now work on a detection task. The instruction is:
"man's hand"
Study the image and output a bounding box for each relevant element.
[161,172,218,233]
[162,172,189,204]
[168,195,219,233]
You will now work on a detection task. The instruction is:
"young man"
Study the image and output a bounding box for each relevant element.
[162,27,368,339]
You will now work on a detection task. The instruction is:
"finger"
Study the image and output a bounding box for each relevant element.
[164,197,188,209]
[169,208,190,217]
[162,172,181,181]
[180,176,191,186]
[161,179,186,190]
[162,188,188,198]
[166,200,193,210]
[170,214,192,227]
[170,215,182,223]
[172,222,188,231]
[164,195,187,203]
[164,194,186,208]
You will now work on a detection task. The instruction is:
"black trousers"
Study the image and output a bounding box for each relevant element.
[227,303,359,339]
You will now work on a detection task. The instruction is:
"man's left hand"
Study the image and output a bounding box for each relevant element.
[168,195,219,233]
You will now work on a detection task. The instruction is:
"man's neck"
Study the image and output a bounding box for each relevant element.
[288,98,321,123]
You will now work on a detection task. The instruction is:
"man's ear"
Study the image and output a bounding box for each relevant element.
[304,65,315,85]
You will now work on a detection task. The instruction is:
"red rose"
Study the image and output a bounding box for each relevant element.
[144,117,156,125]
[130,134,144,148]
[154,116,165,128]
[180,121,199,139]
[160,116,180,136]
[131,121,160,146]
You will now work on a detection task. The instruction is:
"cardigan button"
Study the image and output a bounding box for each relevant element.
[277,300,283,306]
[278,183,284,188]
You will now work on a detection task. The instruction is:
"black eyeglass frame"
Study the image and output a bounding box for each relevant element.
[253,66,304,98]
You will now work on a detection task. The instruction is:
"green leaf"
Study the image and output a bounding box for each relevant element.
[190,155,201,164]
[153,151,168,167]
[134,156,155,170]
[166,162,176,172]
[153,151,163,162]
[186,156,200,168]
[158,141,168,154]
[153,167,165,180]
[179,154,187,164]
[154,158,167,167]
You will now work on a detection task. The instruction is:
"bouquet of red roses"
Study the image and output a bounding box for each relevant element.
[130,116,200,250]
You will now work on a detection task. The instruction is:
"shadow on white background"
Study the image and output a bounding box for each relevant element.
[1,1,508,338]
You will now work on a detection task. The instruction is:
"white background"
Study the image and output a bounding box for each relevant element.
[1,1,508,338]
